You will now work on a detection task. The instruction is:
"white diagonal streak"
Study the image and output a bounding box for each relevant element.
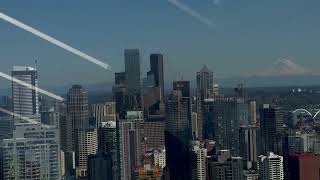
[0,72,64,101]
[0,107,39,124]
[167,0,216,29]
[0,12,111,71]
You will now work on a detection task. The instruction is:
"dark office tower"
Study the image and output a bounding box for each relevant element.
[150,54,164,100]
[115,72,127,85]
[260,104,285,155]
[59,103,73,152]
[165,131,197,180]
[87,152,113,180]
[239,125,258,170]
[203,99,240,156]
[98,121,118,180]
[207,150,244,180]
[202,99,215,140]
[196,65,215,99]
[166,89,192,141]
[12,66,39,117]
[125,49,142,110]
[113,72,128,117]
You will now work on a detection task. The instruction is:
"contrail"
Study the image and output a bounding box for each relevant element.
[167,0,216,29]
[0,12,111,71]
[0,72,64,102]
[0,107,40,124]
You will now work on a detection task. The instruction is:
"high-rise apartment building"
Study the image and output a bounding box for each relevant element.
[2,123,61,180]
[154,148,166,169]
[75,127,98,179]
[258,152,284,180]
[12,66,39,118]
[191,141,207,180]
[125,49,142,110]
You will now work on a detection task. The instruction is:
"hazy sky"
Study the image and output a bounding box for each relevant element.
[1,0,320,88]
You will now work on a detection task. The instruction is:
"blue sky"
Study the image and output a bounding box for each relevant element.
[1,0,320,88]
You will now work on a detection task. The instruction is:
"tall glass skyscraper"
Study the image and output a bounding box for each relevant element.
[196,65,215,100]
[150,53,164,101]
[125,49,141,110]
[11,66,39,118]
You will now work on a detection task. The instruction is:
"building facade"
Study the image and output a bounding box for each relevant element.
[258,152,284,180]
[12,66,39,118]
[2,123,61,180]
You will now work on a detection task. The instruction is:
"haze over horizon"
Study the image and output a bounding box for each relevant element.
[1,0,320,89]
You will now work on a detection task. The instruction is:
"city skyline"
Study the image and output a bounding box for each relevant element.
[2,2,320,180]
[2,0,320,88]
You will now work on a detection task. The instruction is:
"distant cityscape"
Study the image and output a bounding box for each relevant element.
[1,49,320,180]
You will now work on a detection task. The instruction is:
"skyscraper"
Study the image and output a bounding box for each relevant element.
[191,141,207,180]
[166,81,192,141]
[166,91,192,141]
[75,127,98,179]
[240,125,258,169]
[125,49,142,110]
[164,131,197,180]
[113,72,128,117]
[67,85,89,129]
[196,65,215,99]
[260,104,285,154]
[195,67,219,137]
[119,111,144,180]
[67,85,89,150]
[150,53,164,101]
[98,121,119,180]
[258,152,284,180]
[204,99,240,156]
[11,66,39,118]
